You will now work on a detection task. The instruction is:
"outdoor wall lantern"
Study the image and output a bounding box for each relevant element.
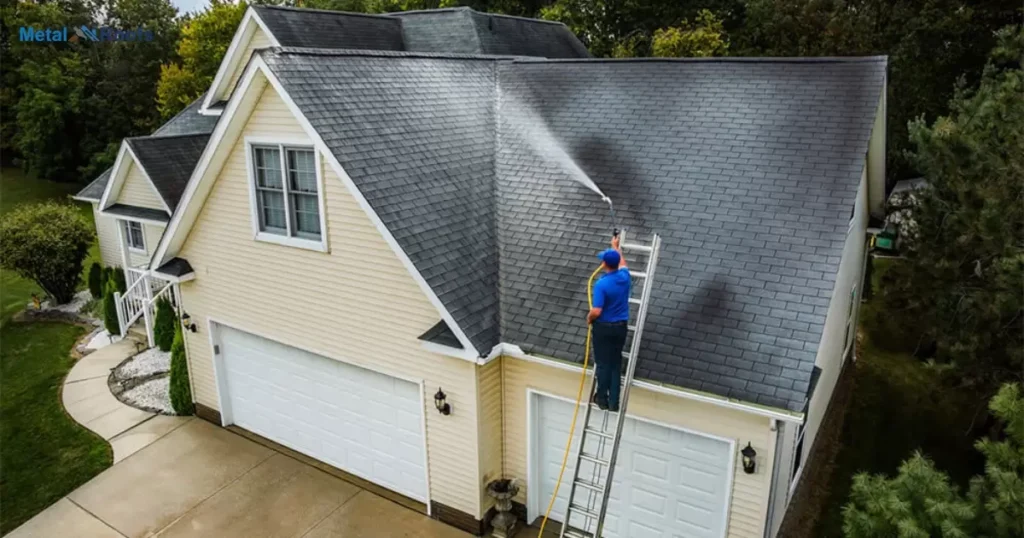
[181,312,197,333]
[741,442,757,474]
[434,387,452,416]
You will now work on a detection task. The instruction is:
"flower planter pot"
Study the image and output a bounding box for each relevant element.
[486,479,520,538]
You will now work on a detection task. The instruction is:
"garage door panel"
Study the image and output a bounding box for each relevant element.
[535,395,731,538]
[217,325,427,502]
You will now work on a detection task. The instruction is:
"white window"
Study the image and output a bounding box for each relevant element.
[248,142,325,250]
[123,220,145,252]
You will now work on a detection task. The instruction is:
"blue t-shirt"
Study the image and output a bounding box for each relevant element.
[592,268,631,322]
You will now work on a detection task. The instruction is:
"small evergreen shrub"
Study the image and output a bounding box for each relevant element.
[101,266,112,288]
[102,290,119,336]
[88,262,103,299]
[152,296,176,352]
[110,267,127,294]
[169,325,194,415]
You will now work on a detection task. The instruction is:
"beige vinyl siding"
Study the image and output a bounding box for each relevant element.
[502,357,777,538]
[476,359,504,514]
[93,203,122,267]
[223,27,272,103]
[115,160,165,211]
[177,84,483,517]
[123,221,165,268]
[801,164,869,471]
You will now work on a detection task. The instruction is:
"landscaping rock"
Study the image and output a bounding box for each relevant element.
[121,377,174,415]
[108,347,174,415]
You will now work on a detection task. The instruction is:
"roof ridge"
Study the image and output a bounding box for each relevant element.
[511,55,889,65]
[254,4,400,22]
[393,6,568,27]
[128,132,212,143]
[263,46,521,61]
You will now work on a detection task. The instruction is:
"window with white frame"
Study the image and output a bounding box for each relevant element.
[251,144,322,242]
[122,220,145,251]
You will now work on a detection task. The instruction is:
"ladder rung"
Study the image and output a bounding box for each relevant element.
[573,478,606,494]
[631,271,648,278]
[589,402,619,413]
[623,243,653,253]
[568,504,601,520]
[563,529,594,538]
[628,325,636,331]
[628,297,641,305]
[579,453,609,466]
[584,427,614,439]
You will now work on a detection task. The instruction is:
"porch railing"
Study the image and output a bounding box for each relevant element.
[114,270,174,348]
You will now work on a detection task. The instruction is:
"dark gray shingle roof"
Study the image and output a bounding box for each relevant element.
[105,203,170,223]
[155,257,194,277]
[261,50,886,412]
[76,95,217,202]
[254,6,404,51]
[390,7,589,58]
[418,321,463,349]
[126,134,210,212]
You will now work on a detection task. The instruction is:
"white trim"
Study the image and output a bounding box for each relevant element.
[153,55,482,358]
[201,7,281,114]
[508,351,803,424]
[71,195,100,203]
[99,142,172,215]
[525,387,736,538]
[244,137,328,253]
[101,213,169,227]
[418,380,434,516]
[151,270,195,284]
[207,317,430,504]
[420,340,477,361]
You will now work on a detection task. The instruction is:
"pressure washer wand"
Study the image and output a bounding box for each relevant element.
[603,196,619,239]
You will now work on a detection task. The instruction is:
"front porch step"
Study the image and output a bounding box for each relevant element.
[125,323,148,350]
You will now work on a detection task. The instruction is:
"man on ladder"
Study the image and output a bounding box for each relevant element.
[586,235,631,412]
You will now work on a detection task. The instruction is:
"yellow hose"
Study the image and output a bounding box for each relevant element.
[537,264,603,537]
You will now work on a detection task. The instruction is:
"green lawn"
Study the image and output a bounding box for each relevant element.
[0,322,113,534]
[813,258,987,536]
[0,168,111,534]
[0,168,99,324]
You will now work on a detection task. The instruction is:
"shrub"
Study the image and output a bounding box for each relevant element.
[109,267,126,294]
[152,297,176,352]
[102,290,119,336]
[87,262,103,299]
[169,325,194,415]
[0,202,93,304]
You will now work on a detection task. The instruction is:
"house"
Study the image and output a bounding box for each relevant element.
[75,6,887,537]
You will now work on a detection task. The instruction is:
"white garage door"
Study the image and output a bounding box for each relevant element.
[216,325,428,502]
[532,394,733,538]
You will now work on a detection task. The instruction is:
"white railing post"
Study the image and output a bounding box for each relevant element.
[143,275,155,348]
[114,291,125,337]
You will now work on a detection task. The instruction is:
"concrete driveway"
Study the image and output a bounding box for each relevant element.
[9,419,470,538]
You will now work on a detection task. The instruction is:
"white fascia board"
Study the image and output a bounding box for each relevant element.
[71,195,100,203]
[97,141,131,211]
[503,348,804,423]
[155,55,483,360]
[200,7,281,114]
[420,340,477,362]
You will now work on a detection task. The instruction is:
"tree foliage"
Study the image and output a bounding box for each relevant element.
[0,202,93,304]
[169,324,194,415]
[152,296,176,352]
[877,26,1023,383]
[843,383,1024,538]
[88,262,103,300]
[652,10,729,58]
[156,0,247,119]
[103,290,120,336]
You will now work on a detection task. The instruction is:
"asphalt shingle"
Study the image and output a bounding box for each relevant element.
[127,134,210,212]
[252,50,885,412]
[254,6,405,51]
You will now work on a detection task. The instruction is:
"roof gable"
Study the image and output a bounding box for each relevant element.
[127,134,210,212]
[99,141,170,215]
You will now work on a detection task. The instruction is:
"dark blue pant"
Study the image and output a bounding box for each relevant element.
[592,321,627,407]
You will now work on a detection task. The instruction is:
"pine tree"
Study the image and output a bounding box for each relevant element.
[102,290,119,336]
[168,324,193,416]
[152,296,175,352]
[88,262,103,299]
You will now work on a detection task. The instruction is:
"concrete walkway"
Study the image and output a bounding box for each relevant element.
[9,419,470,538]
[63,338,188,463]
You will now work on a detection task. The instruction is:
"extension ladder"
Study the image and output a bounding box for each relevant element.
[560,232,662,538]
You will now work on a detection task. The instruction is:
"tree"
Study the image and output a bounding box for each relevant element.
[0,203,93,304]
[842,383,1024,538]
[156,0,247,119]
[877,25,1023,383]
[108,267,127,295]
[169,324,194,415]
[88,262,103,299]
[652,10,729,57]
[103,290,120,336]
[152,296,176,351]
